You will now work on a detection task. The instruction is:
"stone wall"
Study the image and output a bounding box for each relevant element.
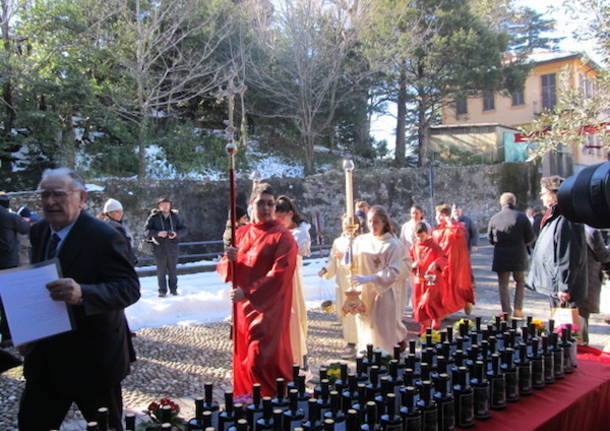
[9,162,540,260]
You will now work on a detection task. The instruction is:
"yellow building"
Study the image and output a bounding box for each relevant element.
[437,51,606,174]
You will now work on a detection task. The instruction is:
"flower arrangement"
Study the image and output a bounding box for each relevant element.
[531,319,547,335]
[453,318,473,334]
[326,362,342,384]
[141,398,184,430]
[554,323,579,338]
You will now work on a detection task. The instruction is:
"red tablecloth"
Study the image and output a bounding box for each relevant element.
[460,358,610,431]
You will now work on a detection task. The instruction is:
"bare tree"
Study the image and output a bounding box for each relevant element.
[97,0,235,178]
[245,0,371,174]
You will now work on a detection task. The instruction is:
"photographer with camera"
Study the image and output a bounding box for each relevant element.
[145,197,187,297]
[528,176,588,318]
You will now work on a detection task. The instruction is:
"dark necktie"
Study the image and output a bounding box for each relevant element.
[46,233,61,259]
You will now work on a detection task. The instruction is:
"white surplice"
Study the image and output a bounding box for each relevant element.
[323,234,358,344]
[290,221,310,367]
[352,232,408,354]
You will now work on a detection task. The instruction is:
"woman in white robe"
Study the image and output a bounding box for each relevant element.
[319,215,358,357]
[276,196,310,368]
[351,205,407,354]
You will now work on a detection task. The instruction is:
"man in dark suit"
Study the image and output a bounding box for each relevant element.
[487,192,535,318]
[18,168,140,431]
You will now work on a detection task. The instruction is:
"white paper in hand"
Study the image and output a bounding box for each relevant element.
[0,260,72,346]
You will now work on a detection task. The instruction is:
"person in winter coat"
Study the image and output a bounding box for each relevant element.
[0,193,30,346]
[528,176,588,311]
[487,192,535,318]
[581,226,610,344]
[100,198,137,266]
[145,197,187,297]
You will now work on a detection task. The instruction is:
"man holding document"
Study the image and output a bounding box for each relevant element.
[16,168,140,431]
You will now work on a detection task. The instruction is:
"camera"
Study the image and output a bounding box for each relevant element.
[558,162,610,228]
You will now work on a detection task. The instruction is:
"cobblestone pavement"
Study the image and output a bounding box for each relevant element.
[1,242,609,430]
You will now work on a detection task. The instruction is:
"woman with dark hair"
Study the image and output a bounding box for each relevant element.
[319,214,360,358]
[275,195,311,369]
[351,205,407,353]
[217,183,297,396]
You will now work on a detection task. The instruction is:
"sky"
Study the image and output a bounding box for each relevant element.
[370,1,605,151]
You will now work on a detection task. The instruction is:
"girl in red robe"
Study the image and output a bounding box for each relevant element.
[217,183,297,397]
[432,204,475,315]
[410,222,449,333]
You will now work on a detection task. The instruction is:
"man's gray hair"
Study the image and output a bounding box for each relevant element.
[500,192,516,207]
[39,168,87,191]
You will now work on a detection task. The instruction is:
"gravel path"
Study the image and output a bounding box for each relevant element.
[1,242,609,430]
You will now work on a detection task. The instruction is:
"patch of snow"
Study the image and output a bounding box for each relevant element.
[314,145,330,153]
[85,183,105,192]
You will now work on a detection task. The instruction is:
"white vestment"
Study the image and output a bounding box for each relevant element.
[323,234,358,344]
[290,222,310,367]
[353,232,408,354]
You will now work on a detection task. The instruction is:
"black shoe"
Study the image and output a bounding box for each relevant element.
[170,291,178,296]
[158,292,167,298]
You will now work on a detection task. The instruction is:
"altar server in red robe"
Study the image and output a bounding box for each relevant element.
[218,183,297,397]
[432,204,475,315]
[410,222,449,333]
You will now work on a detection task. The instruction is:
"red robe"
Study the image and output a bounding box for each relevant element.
[432,221,475,313]
[217,220,297,396]
[409,238,449,323]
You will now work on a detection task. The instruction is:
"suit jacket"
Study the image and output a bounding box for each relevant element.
[26,211,140,395]
[488,205,535,272]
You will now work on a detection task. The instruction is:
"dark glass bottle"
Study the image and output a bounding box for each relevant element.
[487,354,506,410]
[360,401,380,431]
[323,419,336,431]
[352,384,368,423]
[297,375,312,413]
[343,374,358,400]
[367,366,382,395]
[502,348,519,402]
[452,367,474,429]
[219,392,236,431]
[561,327,574,374]
[204,382,221,428]
[125,413,136,431]
[363,345,375,369]
[302,399,321,431]
[317,379,333,417]
[335,363,350,393]
[86,422,99,431]
[417,380,438,431]
[392,346,406,375]
[530,337,545,390]
[288,365,301,392]
[403,368,414,387]
[346,409,360,431]
[356,357,369,382]
[516,344,533,396]
[257,397,275,431]
[315,368,329,398]
[187,397,206,431]
[96,407,109,431]
[434,373,455,431]
[551,332,564,380]
[273,378,290,411]
[284,389,306,431]
[541,335,555,385]
[399,386,422,431]
[471,361,490,421]
[380,393,402,431]
[324,390,346,430]
[247,384,265,429]
[273,409,284,431]
[388,360,404,400]
[375,377,393,416]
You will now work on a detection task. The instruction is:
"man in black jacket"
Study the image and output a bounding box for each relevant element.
[18,168,140,431]
[145,197,187,296]
[488,192,535,318]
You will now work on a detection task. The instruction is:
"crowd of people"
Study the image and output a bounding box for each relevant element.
[1,169,610,430]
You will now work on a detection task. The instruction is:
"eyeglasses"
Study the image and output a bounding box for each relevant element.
[255,200,276,208]
[39,189,78,200]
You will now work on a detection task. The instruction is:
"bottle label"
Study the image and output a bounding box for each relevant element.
[474,386,490,417]
[554,351,564,377]
[491,378,506,407]
[459,393,474,427]
[519,365,532,393]
[422,409,438,431]
[405,416,422,431]
[544,355,554,380]
[442,399,456,430]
